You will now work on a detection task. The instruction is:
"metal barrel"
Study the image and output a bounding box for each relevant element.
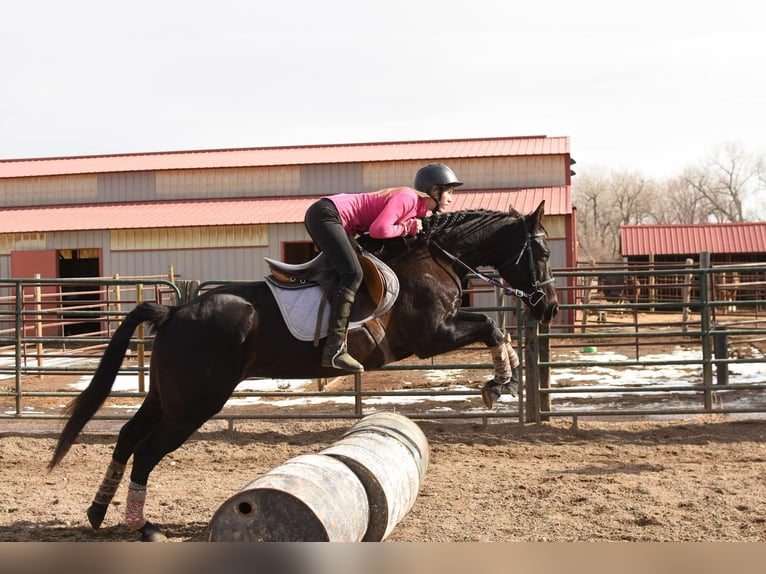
[321,411,430,541]
[207,453,369,542]
[342,411,430,480]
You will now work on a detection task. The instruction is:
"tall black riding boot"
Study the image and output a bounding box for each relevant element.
[321,287,364,373]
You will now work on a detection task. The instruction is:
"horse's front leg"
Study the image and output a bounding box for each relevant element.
[454,311,521,408]
[417,310,519,409]
[482,332,521,409]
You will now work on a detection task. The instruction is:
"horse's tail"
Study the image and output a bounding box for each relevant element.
[48,302,171,470]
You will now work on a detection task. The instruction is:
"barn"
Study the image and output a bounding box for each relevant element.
[621,222,766,265]
[620,222,766,306]
[0,135,576,320]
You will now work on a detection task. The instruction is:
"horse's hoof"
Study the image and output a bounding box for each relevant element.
[139,521,168,542]
[481,383,502,409]
[87,502,108,529]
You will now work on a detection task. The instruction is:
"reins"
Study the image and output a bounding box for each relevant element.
[426,214,554,306]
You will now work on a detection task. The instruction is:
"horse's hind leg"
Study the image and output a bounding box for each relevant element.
[87,392,162,530]
[124,414,210,541]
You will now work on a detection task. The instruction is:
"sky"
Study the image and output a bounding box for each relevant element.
[2,0,764,181]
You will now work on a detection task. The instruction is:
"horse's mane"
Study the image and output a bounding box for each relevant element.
[420,208,523,249]
[358,208,524,260]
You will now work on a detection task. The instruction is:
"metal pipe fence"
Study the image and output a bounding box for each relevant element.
[1,263,765,427]
[529,263,766,423]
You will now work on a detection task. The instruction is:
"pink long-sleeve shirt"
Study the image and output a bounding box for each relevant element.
[325,188,429,238]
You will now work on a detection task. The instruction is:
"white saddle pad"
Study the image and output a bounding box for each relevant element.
[265,253,399,342]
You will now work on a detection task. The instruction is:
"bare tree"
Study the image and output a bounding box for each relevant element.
[656,176,712,223]
[574,143,766,262]
[611,172,657,226]
[680,143,757,222]
[573,170,656,259]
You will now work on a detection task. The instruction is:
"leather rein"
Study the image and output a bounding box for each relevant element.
[428,216,554,307]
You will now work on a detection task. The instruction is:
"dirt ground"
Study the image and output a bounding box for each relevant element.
[0,413,764,542]
[1,340,765,543]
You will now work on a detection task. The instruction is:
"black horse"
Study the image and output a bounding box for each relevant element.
[48,201,558,541]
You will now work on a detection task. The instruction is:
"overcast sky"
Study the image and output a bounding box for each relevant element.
[2,0,763,180]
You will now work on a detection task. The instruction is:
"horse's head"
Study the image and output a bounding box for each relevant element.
[498,201,559,324]
[419,203,559,324]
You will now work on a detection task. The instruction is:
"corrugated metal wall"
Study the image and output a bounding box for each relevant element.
[99,171,156,202]
[0,174,97,206]
[0,155,573,287]
[0,156,568,206]
[157,166,302,199]
[0,225,302,282]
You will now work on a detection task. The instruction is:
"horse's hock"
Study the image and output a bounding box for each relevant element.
[206,412,429,542]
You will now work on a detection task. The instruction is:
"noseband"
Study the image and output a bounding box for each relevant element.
[429,216,554,306]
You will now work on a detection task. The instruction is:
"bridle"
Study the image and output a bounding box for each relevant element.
[428,216,554,307]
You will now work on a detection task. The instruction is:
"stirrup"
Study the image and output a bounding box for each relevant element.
[325,345,364,373]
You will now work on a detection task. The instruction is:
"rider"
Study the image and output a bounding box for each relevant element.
[304,163,463,372]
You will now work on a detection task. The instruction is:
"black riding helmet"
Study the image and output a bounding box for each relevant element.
[413,163,463,211]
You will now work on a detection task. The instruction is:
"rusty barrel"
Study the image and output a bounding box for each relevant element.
[321,411,429,541]
[207,453,369,542]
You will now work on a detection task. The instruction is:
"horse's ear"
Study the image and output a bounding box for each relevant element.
[530,200,546,228]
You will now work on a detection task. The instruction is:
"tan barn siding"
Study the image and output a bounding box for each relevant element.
[110,225,268,251]
[542,215,567,239]
[108,246,275,283]
[0,174,97,206]
[45,230,109,251]
[107,224,310,281]
[0,232,47,255]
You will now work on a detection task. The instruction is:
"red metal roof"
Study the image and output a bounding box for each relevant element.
[453,187,571,215]
[0,136,570,179]
[621,223,766,256]
[0,188,571,234]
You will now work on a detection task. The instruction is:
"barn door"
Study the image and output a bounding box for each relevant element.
[10,250,59,336]
[57,249,102,335]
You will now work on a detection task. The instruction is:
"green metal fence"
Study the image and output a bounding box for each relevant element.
[527,263,766,423]
[1,264,765,427]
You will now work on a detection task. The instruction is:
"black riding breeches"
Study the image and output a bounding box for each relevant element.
[304,198,363,294]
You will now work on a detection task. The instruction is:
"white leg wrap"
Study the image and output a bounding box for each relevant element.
[490,345,512,384]
[125,481,147,530]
